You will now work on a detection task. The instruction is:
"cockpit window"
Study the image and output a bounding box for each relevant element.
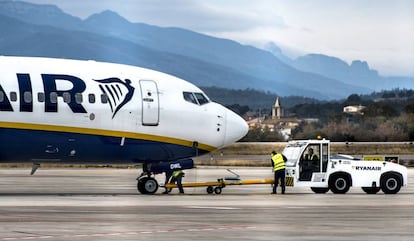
[183,92,198,104]
[194,92,209,105]
[183,91,210,105]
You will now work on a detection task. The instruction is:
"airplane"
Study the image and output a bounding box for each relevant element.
[0,56,248,194]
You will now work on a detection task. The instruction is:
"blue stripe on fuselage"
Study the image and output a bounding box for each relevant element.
[0,128,206,163]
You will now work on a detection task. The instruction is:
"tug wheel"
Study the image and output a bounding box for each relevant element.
[207,186,214,194]
[214,187,222,194]
[381,173,402,194]
[329,174,350,194]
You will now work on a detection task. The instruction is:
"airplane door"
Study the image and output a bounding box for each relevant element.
[139,80,159,126]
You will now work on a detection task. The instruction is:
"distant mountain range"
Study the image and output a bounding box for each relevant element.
[0,0,413,100]
[266,42,414,92]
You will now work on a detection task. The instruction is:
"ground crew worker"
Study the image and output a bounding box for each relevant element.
[162,170,173,194]
[306,147,319,171]
[170,169,185,194]
[307,148,319,162]
[271,150,287,194]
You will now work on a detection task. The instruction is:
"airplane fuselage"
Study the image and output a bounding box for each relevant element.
[0,57,248,164]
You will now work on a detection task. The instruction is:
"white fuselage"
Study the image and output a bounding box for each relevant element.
[0,56,248,163]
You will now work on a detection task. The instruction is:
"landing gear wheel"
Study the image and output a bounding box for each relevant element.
[137,177,159,194]
[329,175,350,194]
[311,187,329,194]
[381,174,402,194]
[214,186,222,194]
[362,187,380,194]
[137,177,147,194]
[207,186,214,194]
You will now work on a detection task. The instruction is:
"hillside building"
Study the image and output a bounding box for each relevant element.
[343,105,366,115]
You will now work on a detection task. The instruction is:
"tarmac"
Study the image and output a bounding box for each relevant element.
[0,167,413,241]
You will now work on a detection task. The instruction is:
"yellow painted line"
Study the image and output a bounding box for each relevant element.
[0,121,216,151]
[166,181,225,188]
[165,178,275,188]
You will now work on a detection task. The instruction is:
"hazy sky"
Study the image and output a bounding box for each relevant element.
[24,0,414,77]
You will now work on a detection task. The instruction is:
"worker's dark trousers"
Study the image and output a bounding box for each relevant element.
[273,169,286,194]
[171,173,184,193]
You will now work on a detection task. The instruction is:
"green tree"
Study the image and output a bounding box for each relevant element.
[291,122,324,140]
[363,102,398,118]
[241,126,285,142]
[226,104,250,116]
[404,100,414,114]
[344,94,362,105]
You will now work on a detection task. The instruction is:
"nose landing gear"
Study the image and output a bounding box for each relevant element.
[136,159,194,195]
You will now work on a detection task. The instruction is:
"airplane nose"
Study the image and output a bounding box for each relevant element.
[224,108,248,145]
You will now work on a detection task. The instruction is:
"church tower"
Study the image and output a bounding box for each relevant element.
[272,97,284,119]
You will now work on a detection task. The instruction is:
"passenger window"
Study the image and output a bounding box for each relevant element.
[183,92,198,104]
[75,93,83,104]
[24,91,32,103]
[101,94,108,103]
[50,92,58,104]
[88,94,95,103]
[10,92,17,102]
[194,92,209,105]
[0,91,4,102]
[38,93,45,102]
[63,92,71,103]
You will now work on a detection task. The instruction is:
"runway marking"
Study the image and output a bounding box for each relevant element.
[0,226,255,240]
[187,206,241,210]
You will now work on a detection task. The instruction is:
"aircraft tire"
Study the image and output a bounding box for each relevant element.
[137,177,159,194]
[310,187,329,194]
[137,177,148,194]
[381,173,402,194]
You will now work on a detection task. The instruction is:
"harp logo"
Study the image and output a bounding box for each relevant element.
[94,78,135,118]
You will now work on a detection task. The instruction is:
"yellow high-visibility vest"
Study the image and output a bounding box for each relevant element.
[172,170,183,177]
[310,154,318,161]
[272,153,285,171]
